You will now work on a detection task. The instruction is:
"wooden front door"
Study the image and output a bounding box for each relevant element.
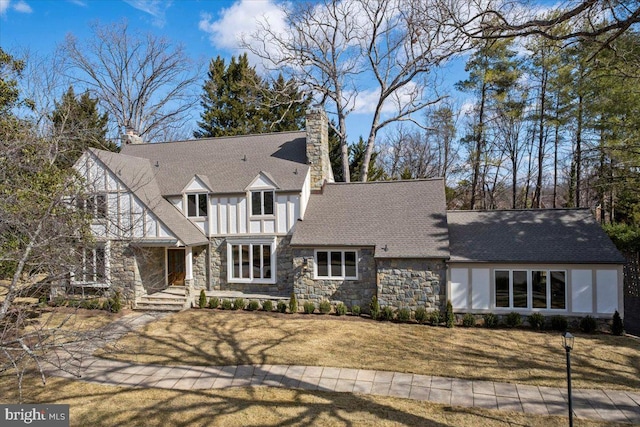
[167,248,186,286]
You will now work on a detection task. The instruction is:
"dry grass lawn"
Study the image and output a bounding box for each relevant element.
[0,374,624,427]
[97,310,640,391]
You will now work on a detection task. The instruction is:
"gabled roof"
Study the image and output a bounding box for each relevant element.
[120,132,309,195]
[290,179,450,259]
[447,209,625,264]
[88,149,208,246]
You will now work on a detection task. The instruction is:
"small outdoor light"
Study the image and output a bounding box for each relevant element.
[562,331,575,427]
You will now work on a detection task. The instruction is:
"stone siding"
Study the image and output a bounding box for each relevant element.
[108,242,164,305]
[376,258,446,313]
[305,107,334,190]
[192,245,208,290]
[292,248,376,310]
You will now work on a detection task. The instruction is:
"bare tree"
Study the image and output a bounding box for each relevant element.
[62,20,202,142]
[245,0,467,182]
[433,0,639,47]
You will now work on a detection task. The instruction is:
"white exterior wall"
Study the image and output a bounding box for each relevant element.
[448,263,624,317]
[79,153,177,242]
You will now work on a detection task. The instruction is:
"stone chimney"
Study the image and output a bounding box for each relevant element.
[305,106,334,191]
[121,125,144,145]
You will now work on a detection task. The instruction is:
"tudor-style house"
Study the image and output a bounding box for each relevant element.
[71,107,625,319]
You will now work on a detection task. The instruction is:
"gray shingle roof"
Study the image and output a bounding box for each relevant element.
[120,132,309,195]
[290,179,450,259]
[89,149,208,246]
[447,209,625,264]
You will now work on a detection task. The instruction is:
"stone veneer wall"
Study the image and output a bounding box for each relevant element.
[376,258,446,313]
[192,245,208,290]
[305,107,334,190]
[209,236,293,296]
[109,242,164,304]
[292,248,376,309]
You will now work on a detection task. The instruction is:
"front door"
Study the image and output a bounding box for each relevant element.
[167,248,186,286]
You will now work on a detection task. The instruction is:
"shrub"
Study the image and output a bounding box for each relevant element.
[233,297,245,310]
[247,300,260,311]
[277,301,287,313]
[221,299,233,310]
[289,292,298,314]
[370,296,380,320]
[106,291,122,313]
[612,310,624,336]
[335,303,347,316]
[68,299,81,308]
[319,300,332,314]
[397,308,411,322]
[528,312,545,331]
[429,310,440,326]
[38,295,48,307]
[303,301,316,314]
[462,313,475,327]
[414,307,427,324]
[550,315,568,331]
[208,297,219,309]
[580,315,598,333]
[380,306,395,321]
[198,289,207,309]
[483,313,498,328]
[351,305,361,316]
[505,312,522,328]
[445,300,455,328]
[262,300,273,312]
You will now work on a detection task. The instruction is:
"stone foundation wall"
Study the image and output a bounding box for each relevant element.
[292,248,376,310]
[210,236,293,296]
[376,258,446,313]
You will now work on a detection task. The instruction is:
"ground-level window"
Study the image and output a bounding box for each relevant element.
[74,246,106,283]
[251,190,274,216]
[315,250,357,279]
[187,193,208,218]
[494,269,566,310]
[227,239,275,283]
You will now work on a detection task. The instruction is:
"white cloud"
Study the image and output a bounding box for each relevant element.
[67,0,87,6]
[198,0,287,57]
[124,0,171,27]
[0,0,33,15]
[12,0,31,13]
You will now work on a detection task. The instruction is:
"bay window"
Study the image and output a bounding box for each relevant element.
[227,239,275,283]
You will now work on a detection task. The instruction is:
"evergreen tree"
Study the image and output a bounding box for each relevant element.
[195,54,308,138]
[51,86,115,168]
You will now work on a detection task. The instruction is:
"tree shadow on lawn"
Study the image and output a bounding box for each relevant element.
[0,371,545,427]
[97,310,640,391]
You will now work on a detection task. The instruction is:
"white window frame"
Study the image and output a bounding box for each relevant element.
[493,268,567,311]
[250,190,275,217]
[226,237,276,284]
[186,193,208,218]
[72,244,109,285]
[314,249,358,280]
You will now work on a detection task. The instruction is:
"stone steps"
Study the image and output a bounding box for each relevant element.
[134,287,189,312]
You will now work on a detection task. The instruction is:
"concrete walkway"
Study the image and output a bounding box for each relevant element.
[46,312,640,425]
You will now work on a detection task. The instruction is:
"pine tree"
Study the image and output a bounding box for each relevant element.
[195,54,308,138]
[51,86,114,168]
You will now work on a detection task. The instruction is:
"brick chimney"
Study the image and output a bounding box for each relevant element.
[121,125,144,145]
[305,106,334,191]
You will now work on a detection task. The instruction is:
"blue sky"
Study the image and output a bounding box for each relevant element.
[0,0,469,142]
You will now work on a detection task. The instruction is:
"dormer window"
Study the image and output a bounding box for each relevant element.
[187,193,207,218]
[251,190,274,216]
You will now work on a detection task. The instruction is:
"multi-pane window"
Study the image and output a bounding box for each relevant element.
[251,190,274,216]
[79,194,107,219]
[187,193,208,217]
[315,250,357,279]
[229,242,273,282]
[75,246,106,283]
[494,269,566,310]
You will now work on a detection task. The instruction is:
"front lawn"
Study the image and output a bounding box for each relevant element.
[96,310,640,390]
